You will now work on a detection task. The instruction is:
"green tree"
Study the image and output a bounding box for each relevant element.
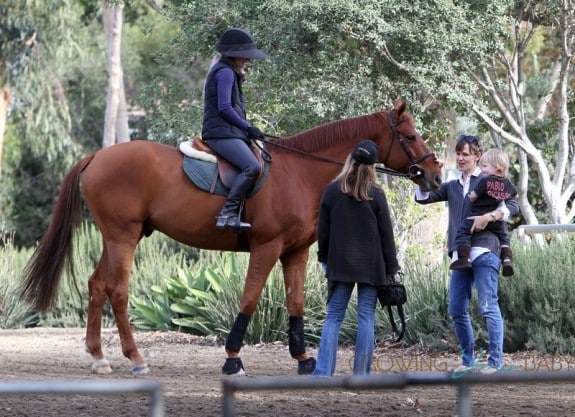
[0,0,87,246]
[1,0,179,246]
[0,0,85,170]
[151,0,573,226]
[374,0,575,225]
[141,0,451,145]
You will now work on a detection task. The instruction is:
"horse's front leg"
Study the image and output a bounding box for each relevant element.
[280,247,316,375]
[222,247,279,376]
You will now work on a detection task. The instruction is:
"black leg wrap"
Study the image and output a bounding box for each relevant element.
[298,357,316,375]
[225,312,251,353]
[288,316,306,357]
[222,357,245,375]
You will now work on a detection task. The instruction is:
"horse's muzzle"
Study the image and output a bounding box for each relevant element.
[418,174,442,192]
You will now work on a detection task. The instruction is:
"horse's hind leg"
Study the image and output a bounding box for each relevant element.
[86,240,147,376]
[85,252,113,374]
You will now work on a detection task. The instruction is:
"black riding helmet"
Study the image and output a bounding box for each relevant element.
[352,140,380,165]
[216,28,267,60]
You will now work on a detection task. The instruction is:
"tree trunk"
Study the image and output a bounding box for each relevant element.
[0,84,10,179]
[102,1,128,147]
[116,77,130,143]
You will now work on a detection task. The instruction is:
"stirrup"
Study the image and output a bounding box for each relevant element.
[215,215,251,231]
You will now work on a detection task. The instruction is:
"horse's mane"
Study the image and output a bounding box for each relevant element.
[270,111,389,152]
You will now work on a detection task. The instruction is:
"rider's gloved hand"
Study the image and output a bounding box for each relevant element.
[247,126,265,140]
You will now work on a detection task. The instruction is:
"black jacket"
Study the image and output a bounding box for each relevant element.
[317,181,400,289]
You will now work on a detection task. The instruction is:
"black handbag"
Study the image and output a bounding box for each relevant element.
[377,274,407,343]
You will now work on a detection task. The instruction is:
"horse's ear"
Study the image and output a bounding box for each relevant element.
[394,98,406,116]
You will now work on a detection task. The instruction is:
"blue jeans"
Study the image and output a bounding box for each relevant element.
[448,251,503,368]
[313,282,378,377]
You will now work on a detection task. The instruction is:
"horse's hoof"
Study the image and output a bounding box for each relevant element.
[91,359,113,374]
[131,364,149,376]
[298,357,316,375]
[222,357,246,376]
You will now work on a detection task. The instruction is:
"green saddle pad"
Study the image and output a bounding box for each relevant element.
[182,156,269,197]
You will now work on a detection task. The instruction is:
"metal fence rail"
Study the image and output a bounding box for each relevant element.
[0,380,164,417]
[222,370,575,417]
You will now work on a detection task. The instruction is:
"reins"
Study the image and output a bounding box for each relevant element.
[256,133,347,166]
[257,111,433,180]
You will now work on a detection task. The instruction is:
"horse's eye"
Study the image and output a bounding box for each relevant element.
[406,135,416,142]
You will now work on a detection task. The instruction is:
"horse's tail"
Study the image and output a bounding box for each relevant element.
[20,153,96,312]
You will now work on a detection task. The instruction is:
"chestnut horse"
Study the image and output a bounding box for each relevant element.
[20,99,442,376]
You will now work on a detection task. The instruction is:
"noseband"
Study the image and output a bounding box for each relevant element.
[377,112,435,178]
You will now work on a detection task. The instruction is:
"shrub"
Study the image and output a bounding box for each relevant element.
[0,232,38,328]
[130,251,294,345]
[7,223,575,356]
[500,236,575,354]
[0,222,195,328]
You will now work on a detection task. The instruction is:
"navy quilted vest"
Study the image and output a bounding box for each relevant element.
[202,58,248,140]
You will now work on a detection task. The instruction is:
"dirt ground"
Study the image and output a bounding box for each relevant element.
[1,328,575,417]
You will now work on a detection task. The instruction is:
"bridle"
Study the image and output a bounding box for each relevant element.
[379,111,435,178]
[257,111,435,179]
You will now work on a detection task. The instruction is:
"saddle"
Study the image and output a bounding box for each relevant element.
[180,137,269,196]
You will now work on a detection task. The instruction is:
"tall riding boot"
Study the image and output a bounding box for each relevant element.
[215,198,250,230]
[450,246,472,270]
[215,171,257,231]
[500,245,514,277]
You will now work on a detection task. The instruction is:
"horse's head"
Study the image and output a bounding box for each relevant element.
[373,99,443,191]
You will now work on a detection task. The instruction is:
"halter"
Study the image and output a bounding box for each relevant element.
[259,111,435,179]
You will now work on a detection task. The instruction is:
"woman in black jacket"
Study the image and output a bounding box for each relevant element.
[313,140,401,377]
